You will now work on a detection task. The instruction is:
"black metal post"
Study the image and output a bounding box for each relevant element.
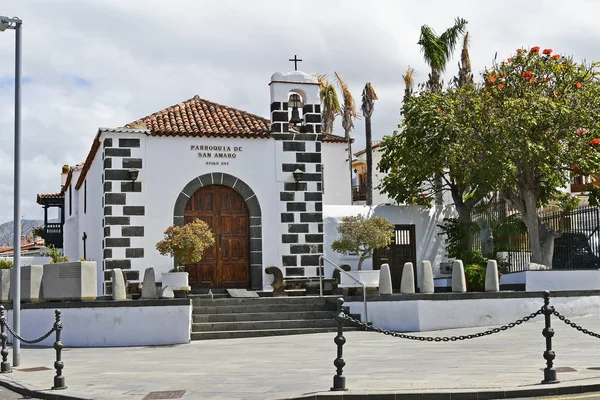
[331,297,347,391]
[0,306,10,373]
[541,290,559,384]
[52,309,66,390]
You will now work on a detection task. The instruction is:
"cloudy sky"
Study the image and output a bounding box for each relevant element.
[0,0,597,223]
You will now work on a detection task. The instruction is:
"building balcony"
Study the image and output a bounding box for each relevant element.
[44,223,63,248]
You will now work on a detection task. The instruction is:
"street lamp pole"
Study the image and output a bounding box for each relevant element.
[1,15,23,367]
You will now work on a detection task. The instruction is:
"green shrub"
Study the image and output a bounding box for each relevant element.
[47,245,69,263]
[0,259,14,269]
[464,263,486,292]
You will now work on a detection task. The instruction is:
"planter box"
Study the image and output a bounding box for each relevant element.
[9,265,43,302]
[161,272,190,292]
[339,270,380,289]
[0,269,10,303]
[42,261,98,301]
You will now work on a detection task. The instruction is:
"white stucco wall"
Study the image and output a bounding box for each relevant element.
[323,204,454,280]
[63,170,81,261]
[77,155,104,294]
[322,142,351,206]
[142,136,280,287]
[347,295,600,332]
[6,303,191,347]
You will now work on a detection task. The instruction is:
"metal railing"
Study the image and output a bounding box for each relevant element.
[0,306,66,390]
[330,291,559,391]
[318,255,368,323]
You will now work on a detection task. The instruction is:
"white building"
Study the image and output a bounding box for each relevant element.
[38,70,352,294]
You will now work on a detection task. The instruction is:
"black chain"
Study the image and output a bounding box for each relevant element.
[553,310,600,339]
[342,309,543,341]
[0,318,55,344]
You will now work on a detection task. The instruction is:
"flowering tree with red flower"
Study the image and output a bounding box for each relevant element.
[472,47,600,266]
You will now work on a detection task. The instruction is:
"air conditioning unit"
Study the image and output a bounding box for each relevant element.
[439,262,453,275]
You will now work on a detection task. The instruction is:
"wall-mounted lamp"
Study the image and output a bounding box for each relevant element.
[292,169,304,183]
[128,168,139,181]
[128,169,139,191]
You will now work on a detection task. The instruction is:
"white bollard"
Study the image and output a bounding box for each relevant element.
[420,260,434,294]
[111,268,127,300]
[378,263,393,295]
[400,262,415,294]
[451,260,467,293]
[485,260,500,292]
[141,267,158,299]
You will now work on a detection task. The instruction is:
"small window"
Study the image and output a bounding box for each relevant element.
[84,180,87,214]
[321,164,325,193]
[69,185,72,216]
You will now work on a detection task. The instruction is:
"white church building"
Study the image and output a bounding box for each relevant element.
[38,70,353,294]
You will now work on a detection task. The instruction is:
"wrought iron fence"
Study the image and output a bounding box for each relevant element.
[471,202,600,272]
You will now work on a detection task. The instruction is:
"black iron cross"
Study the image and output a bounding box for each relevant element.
[289,55,302,71]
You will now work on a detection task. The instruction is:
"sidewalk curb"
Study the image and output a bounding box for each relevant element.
[281,382,600,399]
[0,375,90,400]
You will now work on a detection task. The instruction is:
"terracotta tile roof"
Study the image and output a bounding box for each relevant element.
[322,134,349,143]
[354,142,382,157]
[36,192,64,204]
[127,95,271,138]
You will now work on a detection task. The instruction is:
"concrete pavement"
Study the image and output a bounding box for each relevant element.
[2,313,600,399]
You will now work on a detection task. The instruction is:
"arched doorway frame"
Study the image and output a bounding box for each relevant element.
[173,173,262,290]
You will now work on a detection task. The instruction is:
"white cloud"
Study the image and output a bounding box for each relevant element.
[0,0,599,222]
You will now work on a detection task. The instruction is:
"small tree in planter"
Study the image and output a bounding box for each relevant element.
[331,215,394,271]
[156,219,215,273]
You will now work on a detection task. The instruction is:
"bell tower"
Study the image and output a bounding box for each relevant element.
[269,65,324,280]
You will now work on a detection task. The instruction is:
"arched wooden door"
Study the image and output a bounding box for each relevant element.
[183,185,250,288]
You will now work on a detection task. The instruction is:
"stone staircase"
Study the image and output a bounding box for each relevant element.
[190,296,355,340]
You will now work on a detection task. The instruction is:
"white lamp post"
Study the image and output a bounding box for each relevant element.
[0,15,23,367]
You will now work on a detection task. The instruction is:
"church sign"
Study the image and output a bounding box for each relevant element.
[190,145,242,165]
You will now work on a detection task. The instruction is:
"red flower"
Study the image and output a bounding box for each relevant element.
[576,129,588,135]
[572,163,580,170]
[530,46,540,53]
[498,84,505,90]
[529,77,536,83]
[437,107,441,113]
[543,48,553,55]
[590,138,600,146]
[516,49,523,54]
[508,57,513,62]
[552,54,560,60]
[522,71,533,78]
[541,77,551,83]
[487,77,496,84]
[576,82,583,89]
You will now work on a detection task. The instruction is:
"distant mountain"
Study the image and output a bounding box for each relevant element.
[0,219,45,247]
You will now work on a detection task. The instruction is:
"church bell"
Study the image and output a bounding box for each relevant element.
[288,93,303,125]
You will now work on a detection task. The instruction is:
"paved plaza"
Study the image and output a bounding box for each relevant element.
[3,313,600,399]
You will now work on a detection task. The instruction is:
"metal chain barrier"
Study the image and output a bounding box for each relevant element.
[0,306,66,390]
[0,317,55,344]
[330,290,560,392]
[553,310,600,339]
[342,310,542,341]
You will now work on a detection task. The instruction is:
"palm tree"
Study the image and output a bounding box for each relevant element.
[402,67,415,105]
[418,16,467,204]
[318,75,341,134]
[454,32,473,88]
[335,72,358,202]
[418,17,468,93]
[361,83,378,206]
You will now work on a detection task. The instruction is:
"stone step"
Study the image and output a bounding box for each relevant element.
[192,318,337,332]
[191,327,357,341]
[191,296,332,307]
[188,293,230,300]
[192,310,336,323]
[192,303,337,314]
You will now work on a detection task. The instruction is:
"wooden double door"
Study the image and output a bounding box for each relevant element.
[373,225,417,290]
[184,185,250,288]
